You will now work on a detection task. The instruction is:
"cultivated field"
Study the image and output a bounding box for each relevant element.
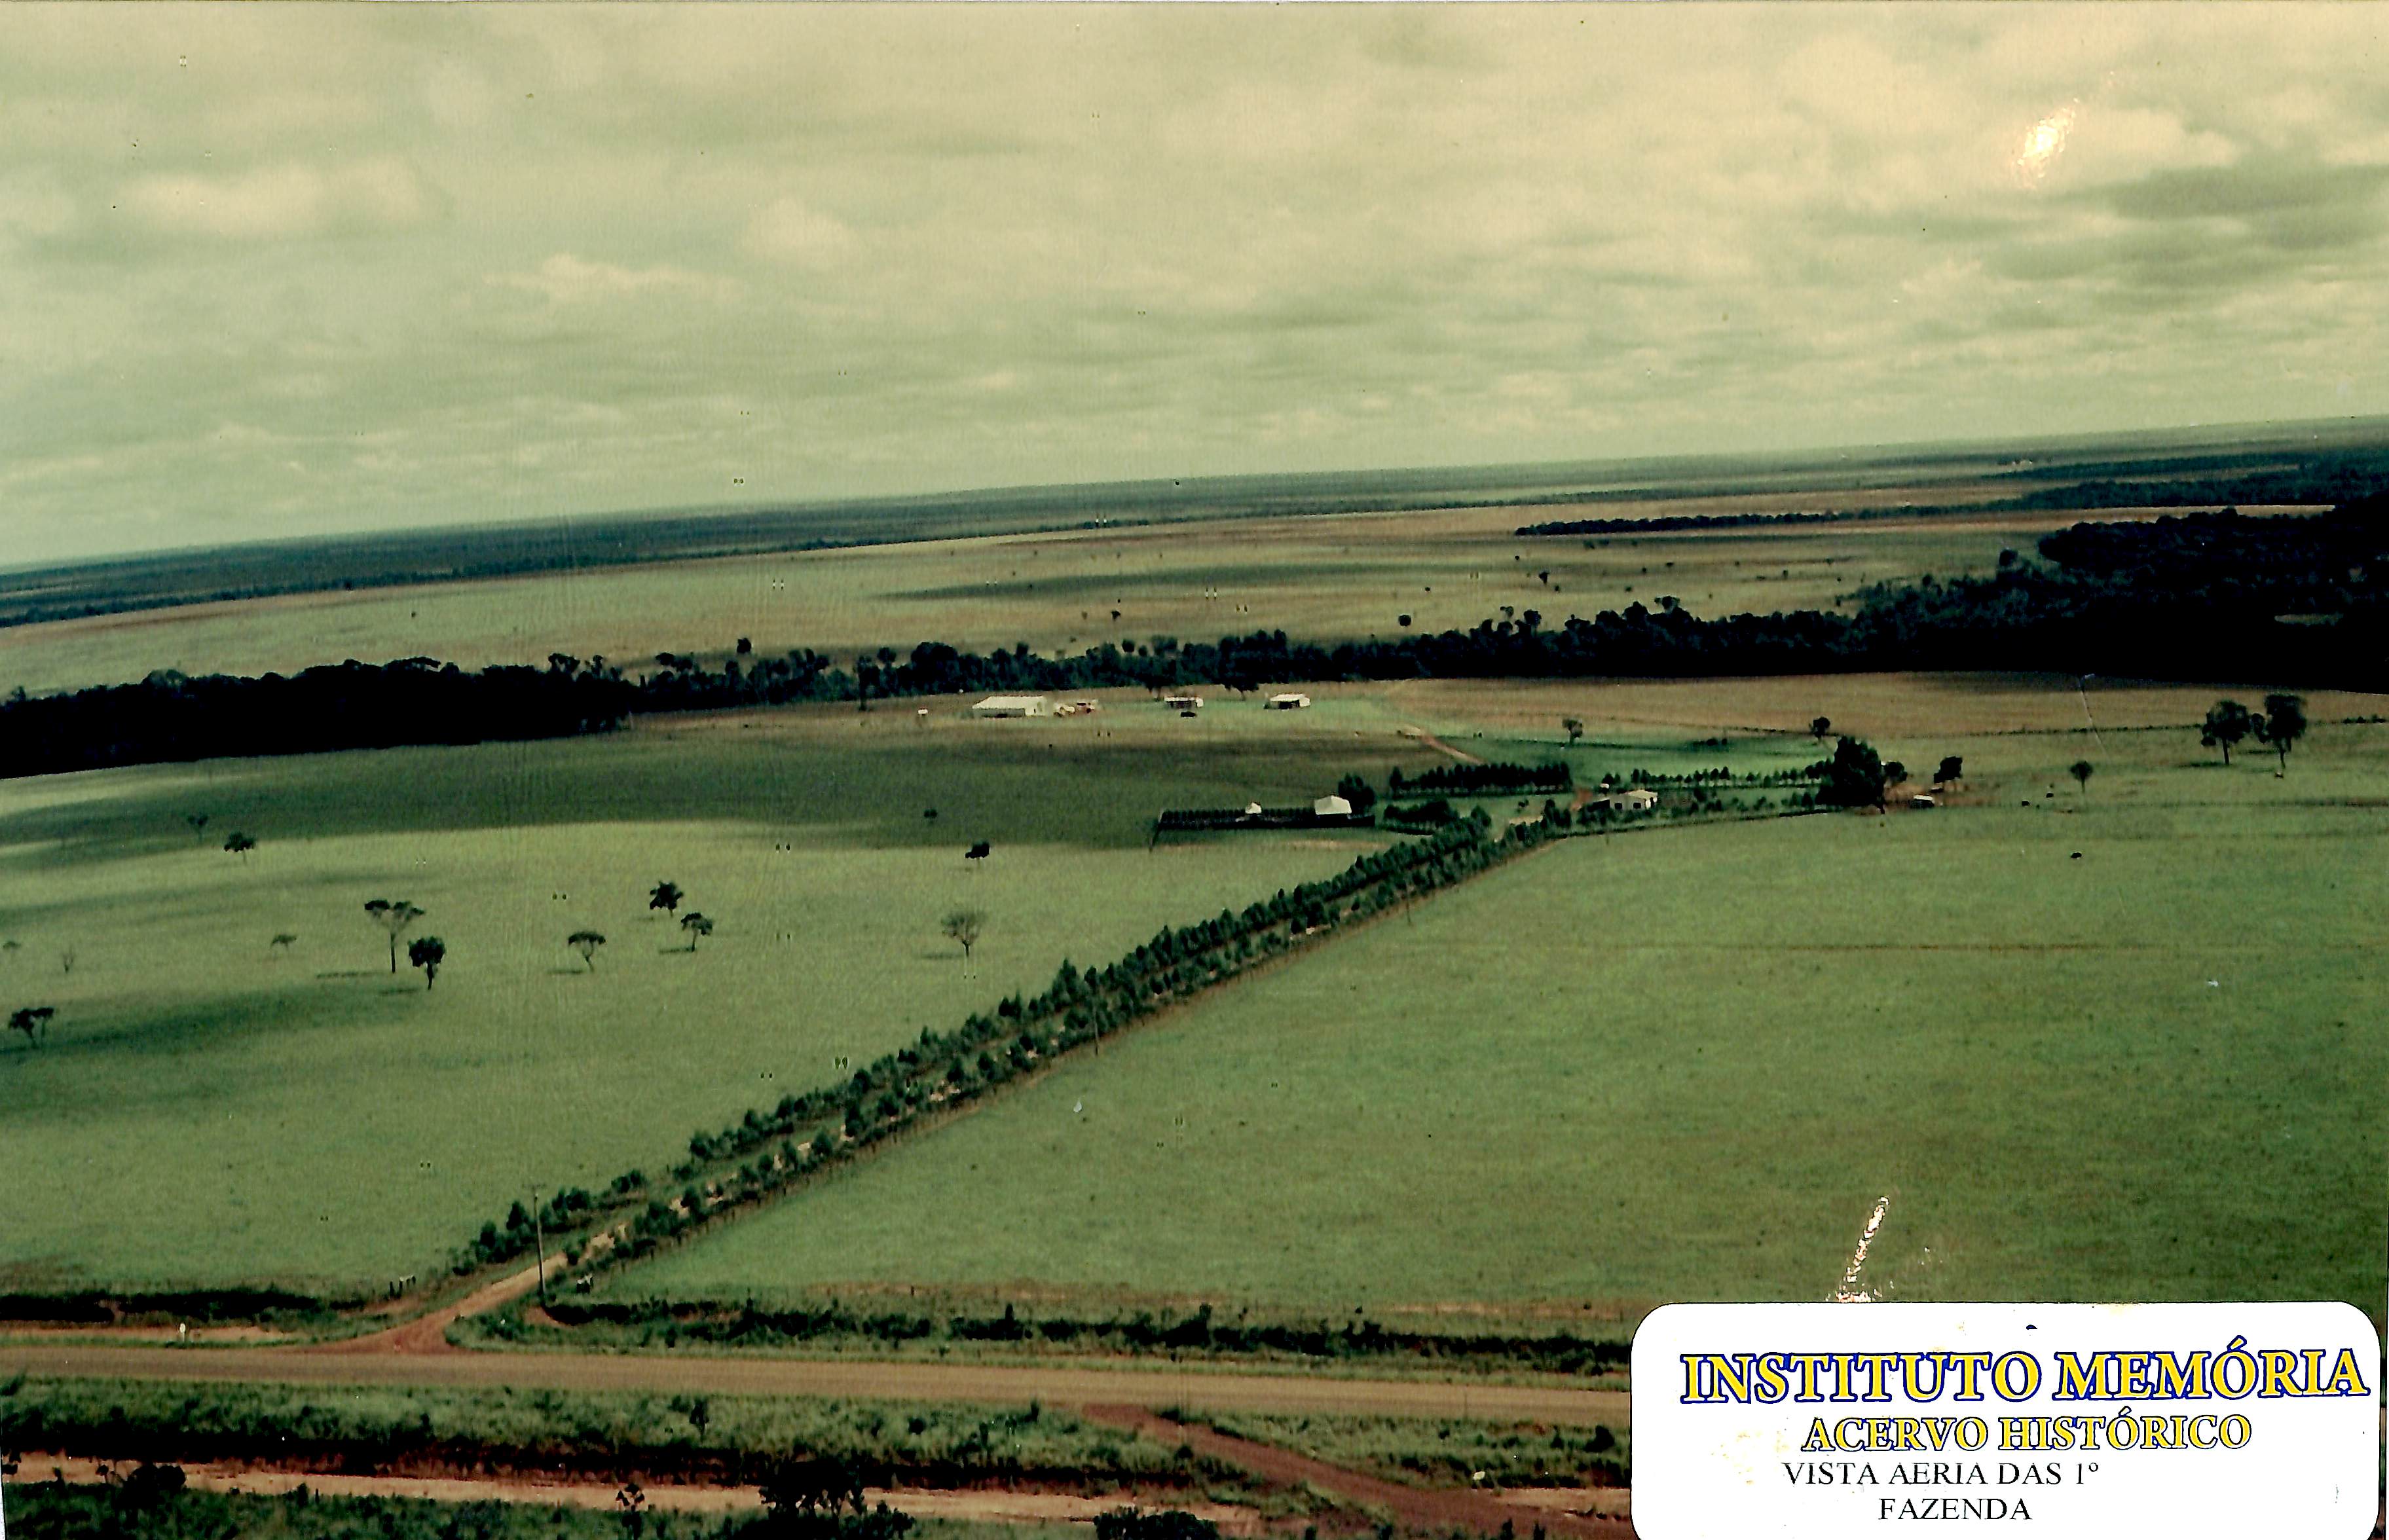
[0,703,1439,1294]
[604,699,2389,1317]
[0,498,2081,698]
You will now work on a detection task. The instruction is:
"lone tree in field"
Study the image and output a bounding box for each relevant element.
[679,912,714,952]
[567,930,606,973]
[2069,760,2095,799]
[964,841,991,871]
[2200,700,2253,766]
[1809,716,1833,744]
[408,936,445,991]
[1562,717,1585,749]
[185,813,210,841]
[648,881,684,918]
[223,832,255,862]
[269,933,297,957]
[364,900,426,974]
[1883,761,1908,786]
[1819,737,1887,810]
[9,1006,54,1050]
[1935,755,1963,786]
[942,909,986,974]
[2253,693,2308,773]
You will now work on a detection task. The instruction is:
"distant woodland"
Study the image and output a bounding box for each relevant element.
[5,502,2382,779]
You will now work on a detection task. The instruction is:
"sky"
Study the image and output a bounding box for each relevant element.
[5,5,2389,566]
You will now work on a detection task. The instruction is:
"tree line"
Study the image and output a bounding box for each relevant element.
[543,1294,1633,1378]
[6,500,2373,781]
[454,818,1568,1285]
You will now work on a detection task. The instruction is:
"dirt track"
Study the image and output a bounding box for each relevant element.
[1082,1410,1631,1539]
[0,1340,1628,1427]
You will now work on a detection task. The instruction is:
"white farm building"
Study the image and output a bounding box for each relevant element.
[971,694,1050,718]
[1312,794,1354,817]
[1267,693,1312,710]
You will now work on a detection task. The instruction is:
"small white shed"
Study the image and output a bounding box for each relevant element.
[1313,794,1354,817]
[971,694,1050,718]
[1267,693,1312,710]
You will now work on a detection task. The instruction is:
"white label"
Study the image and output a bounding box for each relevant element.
[1631,1302,2380,1537]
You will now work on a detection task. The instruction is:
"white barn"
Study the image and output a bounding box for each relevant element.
[1267,693,1312,710]
[1312,794,1354,817]
[971,694,1050,718]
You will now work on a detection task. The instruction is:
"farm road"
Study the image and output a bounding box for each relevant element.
[1084,1408,1631,1539]
[0,1340,1629,1427]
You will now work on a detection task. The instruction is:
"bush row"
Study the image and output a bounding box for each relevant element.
[1386,762,1572,796]
[0,1378,1198,1491]
[534,1299,1631,1378]
[456,819,1563,1282]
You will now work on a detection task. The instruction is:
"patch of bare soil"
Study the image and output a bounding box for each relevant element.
[1078,1409,1630,1540]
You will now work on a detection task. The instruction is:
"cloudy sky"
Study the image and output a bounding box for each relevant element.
[5,5,2388,566]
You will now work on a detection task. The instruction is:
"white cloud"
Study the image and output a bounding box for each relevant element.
[121,156,436,240]
[743,195,858,266]
[492,253,739,305]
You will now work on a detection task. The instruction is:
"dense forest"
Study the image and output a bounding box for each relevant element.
[4,502,2381,780]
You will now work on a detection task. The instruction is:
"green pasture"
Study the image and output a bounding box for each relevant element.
[607,718,2389,1315]
[0,504,2054,697]
[0,713,1407,1294]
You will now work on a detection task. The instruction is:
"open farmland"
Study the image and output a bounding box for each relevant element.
[602,697,2389,1318]
[0,701,1437,1296]
[0,498,2089,699]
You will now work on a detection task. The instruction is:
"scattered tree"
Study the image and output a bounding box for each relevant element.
[680,912,714,952]
[222,832,255,862]
[2069,760,2095,799]
[1883,761,1908,786]
[408,936,446,991]
[648,880,685,917]
[758,1453,882,1523]
[58,947,75,975]
[364,900,426,974]
[0,939,18,962]
[1094,1511,1221,1540]
[1819,736,1887,809]
[1935,755,1963,785]
[964,841,991,870]
[1397,614,1411,628]
[1562,717,1585,748]
[2253,692,2307,772]
[568,930,607,972]
[269,933,297,956]
[2200,699,2253,766]
[942,909,986,972]
[1809,716,1833,743]
[9,1005,54,1050]
[184,813,210,841]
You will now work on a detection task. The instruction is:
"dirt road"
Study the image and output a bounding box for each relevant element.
[1083,1410,1632,1539]
[0,1342,1627,1427]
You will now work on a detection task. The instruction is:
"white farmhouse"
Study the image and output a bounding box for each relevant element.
[971,694,1050,718]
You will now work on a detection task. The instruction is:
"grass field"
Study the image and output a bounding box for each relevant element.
[0,705,1437,1295]
[0,498,2085,698]
[0,1377,1206,1485]
[603,705,2389,1317]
